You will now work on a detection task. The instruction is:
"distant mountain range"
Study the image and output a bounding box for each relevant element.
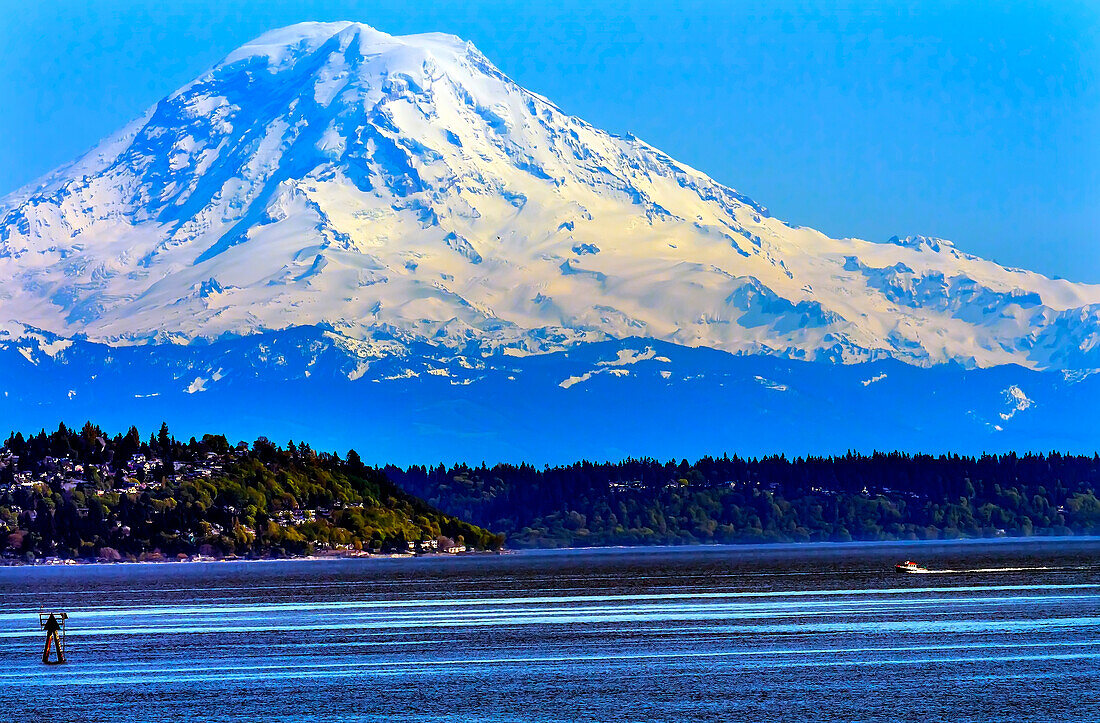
[1,22,1097,459]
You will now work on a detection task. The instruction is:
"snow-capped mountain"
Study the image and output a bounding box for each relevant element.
[2,21,1098,370]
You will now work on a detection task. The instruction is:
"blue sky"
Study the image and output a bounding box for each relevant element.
[2,0,1097,281]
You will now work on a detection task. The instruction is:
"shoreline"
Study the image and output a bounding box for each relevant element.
[5,534,1100,569]
[0,549,510,568]
[506,535,1100,555]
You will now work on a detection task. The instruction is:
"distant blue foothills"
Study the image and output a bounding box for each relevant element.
[1,325,1096,465]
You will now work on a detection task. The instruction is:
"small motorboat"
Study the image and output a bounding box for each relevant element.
[894,560,928,573]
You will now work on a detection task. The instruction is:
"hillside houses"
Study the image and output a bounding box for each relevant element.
[1,424,503,563]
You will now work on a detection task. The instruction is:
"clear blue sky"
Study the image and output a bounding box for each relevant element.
[2,0,1097,281]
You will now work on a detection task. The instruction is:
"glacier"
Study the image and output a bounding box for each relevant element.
[0,21,1097,459]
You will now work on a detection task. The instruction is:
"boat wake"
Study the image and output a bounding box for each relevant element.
[911,566,1077,574]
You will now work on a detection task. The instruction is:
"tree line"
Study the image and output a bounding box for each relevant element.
[384,452,1100,547]
[5,421,1100,557]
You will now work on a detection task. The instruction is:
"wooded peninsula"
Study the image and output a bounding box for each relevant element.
[0,423,502,563]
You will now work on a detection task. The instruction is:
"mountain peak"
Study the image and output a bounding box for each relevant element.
[1,22,1098,370]
[887,235,956,253]
[221,21,476,72]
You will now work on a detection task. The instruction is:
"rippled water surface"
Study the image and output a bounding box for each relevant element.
[2,540,1099,722]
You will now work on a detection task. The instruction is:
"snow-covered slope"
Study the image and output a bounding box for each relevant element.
[2,21,1098,369]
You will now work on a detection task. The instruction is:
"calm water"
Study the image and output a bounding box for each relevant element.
[1,540,1098,722]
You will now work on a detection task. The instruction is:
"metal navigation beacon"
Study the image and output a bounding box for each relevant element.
[39,611,67,664]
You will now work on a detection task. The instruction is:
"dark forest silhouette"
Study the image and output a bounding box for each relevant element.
[386,452,1100,547]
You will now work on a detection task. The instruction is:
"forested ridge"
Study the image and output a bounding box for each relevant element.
[0,423,502,563]
[385,453,1100,548]
[5,420,1100,559]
